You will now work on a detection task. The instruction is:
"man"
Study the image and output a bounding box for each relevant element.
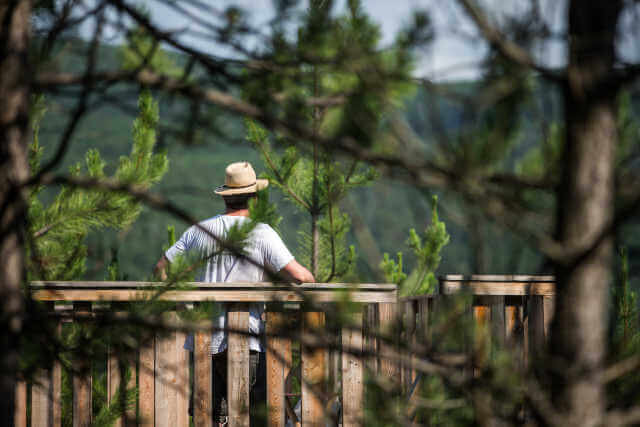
[154,161,314,426]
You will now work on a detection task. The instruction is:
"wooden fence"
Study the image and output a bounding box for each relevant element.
[19,276,555,427]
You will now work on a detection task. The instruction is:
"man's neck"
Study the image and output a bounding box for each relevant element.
[225,208,250,217]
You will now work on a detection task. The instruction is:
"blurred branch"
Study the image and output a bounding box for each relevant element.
[456,0,564,81]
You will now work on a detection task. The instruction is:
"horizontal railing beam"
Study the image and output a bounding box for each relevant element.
[30,282,397,303]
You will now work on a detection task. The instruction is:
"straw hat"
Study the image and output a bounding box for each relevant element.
[214,161,269,196]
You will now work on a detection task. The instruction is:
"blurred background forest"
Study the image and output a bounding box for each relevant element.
[38,37,640,286]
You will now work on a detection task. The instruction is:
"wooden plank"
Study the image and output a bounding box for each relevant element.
[473,301,491,370]
[73,302,92,427]
[31,368,51,427]
[402,301,416,394]
[543,296,555,339]
[341,311,364,427]
[194,329,213,427]
[489,296,506,348]
[529,296,546,362]
[176,324,190,427]
[155,312,181,427]
[505,298,524,371]
[31,281,397,290]
[228,303,250,427]
[378,303,400,383]
[266,310,290,427]
[440,274,555,282]
[108,339,136,426]
[363,304,378,374]
[302,311,326,427]
[32,289,397,303]
[139,336,155,427]
[14,379,27,427]
[440,281,555,296]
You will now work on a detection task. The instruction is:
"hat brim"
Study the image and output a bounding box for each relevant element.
[214,179,269,196]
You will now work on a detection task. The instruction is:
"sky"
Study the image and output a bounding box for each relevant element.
[80,0,494,81]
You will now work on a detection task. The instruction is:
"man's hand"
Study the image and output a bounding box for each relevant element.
[153,256,169,281]
[279,259,315,284]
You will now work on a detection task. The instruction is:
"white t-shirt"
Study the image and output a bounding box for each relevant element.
[165,215,294,353]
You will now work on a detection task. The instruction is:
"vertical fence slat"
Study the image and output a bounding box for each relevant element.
[73,302,92,427]
[108,336,136,426]
[139,335,155,427]
[402,301,416,394]
[505,297,524,370]
[543,296,555,339]
[341,310,364,427]
[302,311,326,427]
[194,326,213,427]
[176,322,190,427]
[14,378,27,427]
[155,312,179,427]
[52,321,62,427]
[528,296,545,362]
[378,302,400,382]
[31,368,51,427]
[364,303,378,375]
[228,303,250,427]
[266,309,289,427]
[490,296,506,348]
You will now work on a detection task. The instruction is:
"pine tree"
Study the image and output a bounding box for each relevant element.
[244,0,421,282]
[380,195,450,295]
[27,90,168,280]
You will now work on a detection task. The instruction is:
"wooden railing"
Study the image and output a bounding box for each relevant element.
[21,282,396,427]
[19,276,556,427]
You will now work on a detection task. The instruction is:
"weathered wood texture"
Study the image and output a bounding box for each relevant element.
[266,310,291,427]
[194,328,213,427]
[73,303,92,427]
[302,311,326,427]
[22,278,559,427]
[139,335,155,427]
[228,304,250,427]
[342,311,364,427]
[31,282,397,303]
[14,379,27,427]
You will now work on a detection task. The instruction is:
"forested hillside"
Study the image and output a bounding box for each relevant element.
[38,37,640,286]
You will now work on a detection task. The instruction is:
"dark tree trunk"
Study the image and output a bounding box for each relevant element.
[0,0,31,424]
[550,1,621,425]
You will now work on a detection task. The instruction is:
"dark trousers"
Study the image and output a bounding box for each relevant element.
[212,350,266,424]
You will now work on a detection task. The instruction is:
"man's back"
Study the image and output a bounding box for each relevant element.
[165,215,294,283]
[164,214,294,353]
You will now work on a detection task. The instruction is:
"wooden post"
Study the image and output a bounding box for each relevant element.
[228,303,250,427]
[301,310,326,427]
[14,379,27,427]
[378,302,400,382]
[543,296,555,339]
[266,308,291,427]
[175,320,190,427]
[73,302,92,427]
[528,296,546,362]
[52,321,62,427]
[31,368,51,427]
[341,310,364,427]
[402,301,416,394]
[472,297,491,371]
[154,311,190,427]
[363,303,378,375]
[194,325,213,427]
[489,296,506,348]
[139,335,155,427]
[505,297,524,370]
[107,310,137,427]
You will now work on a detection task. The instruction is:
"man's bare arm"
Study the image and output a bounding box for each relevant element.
[154,255,169,281]
[279,259,315,284]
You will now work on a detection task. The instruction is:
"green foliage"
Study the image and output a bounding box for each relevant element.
[381,195,449,295]
[28,90,168,280]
